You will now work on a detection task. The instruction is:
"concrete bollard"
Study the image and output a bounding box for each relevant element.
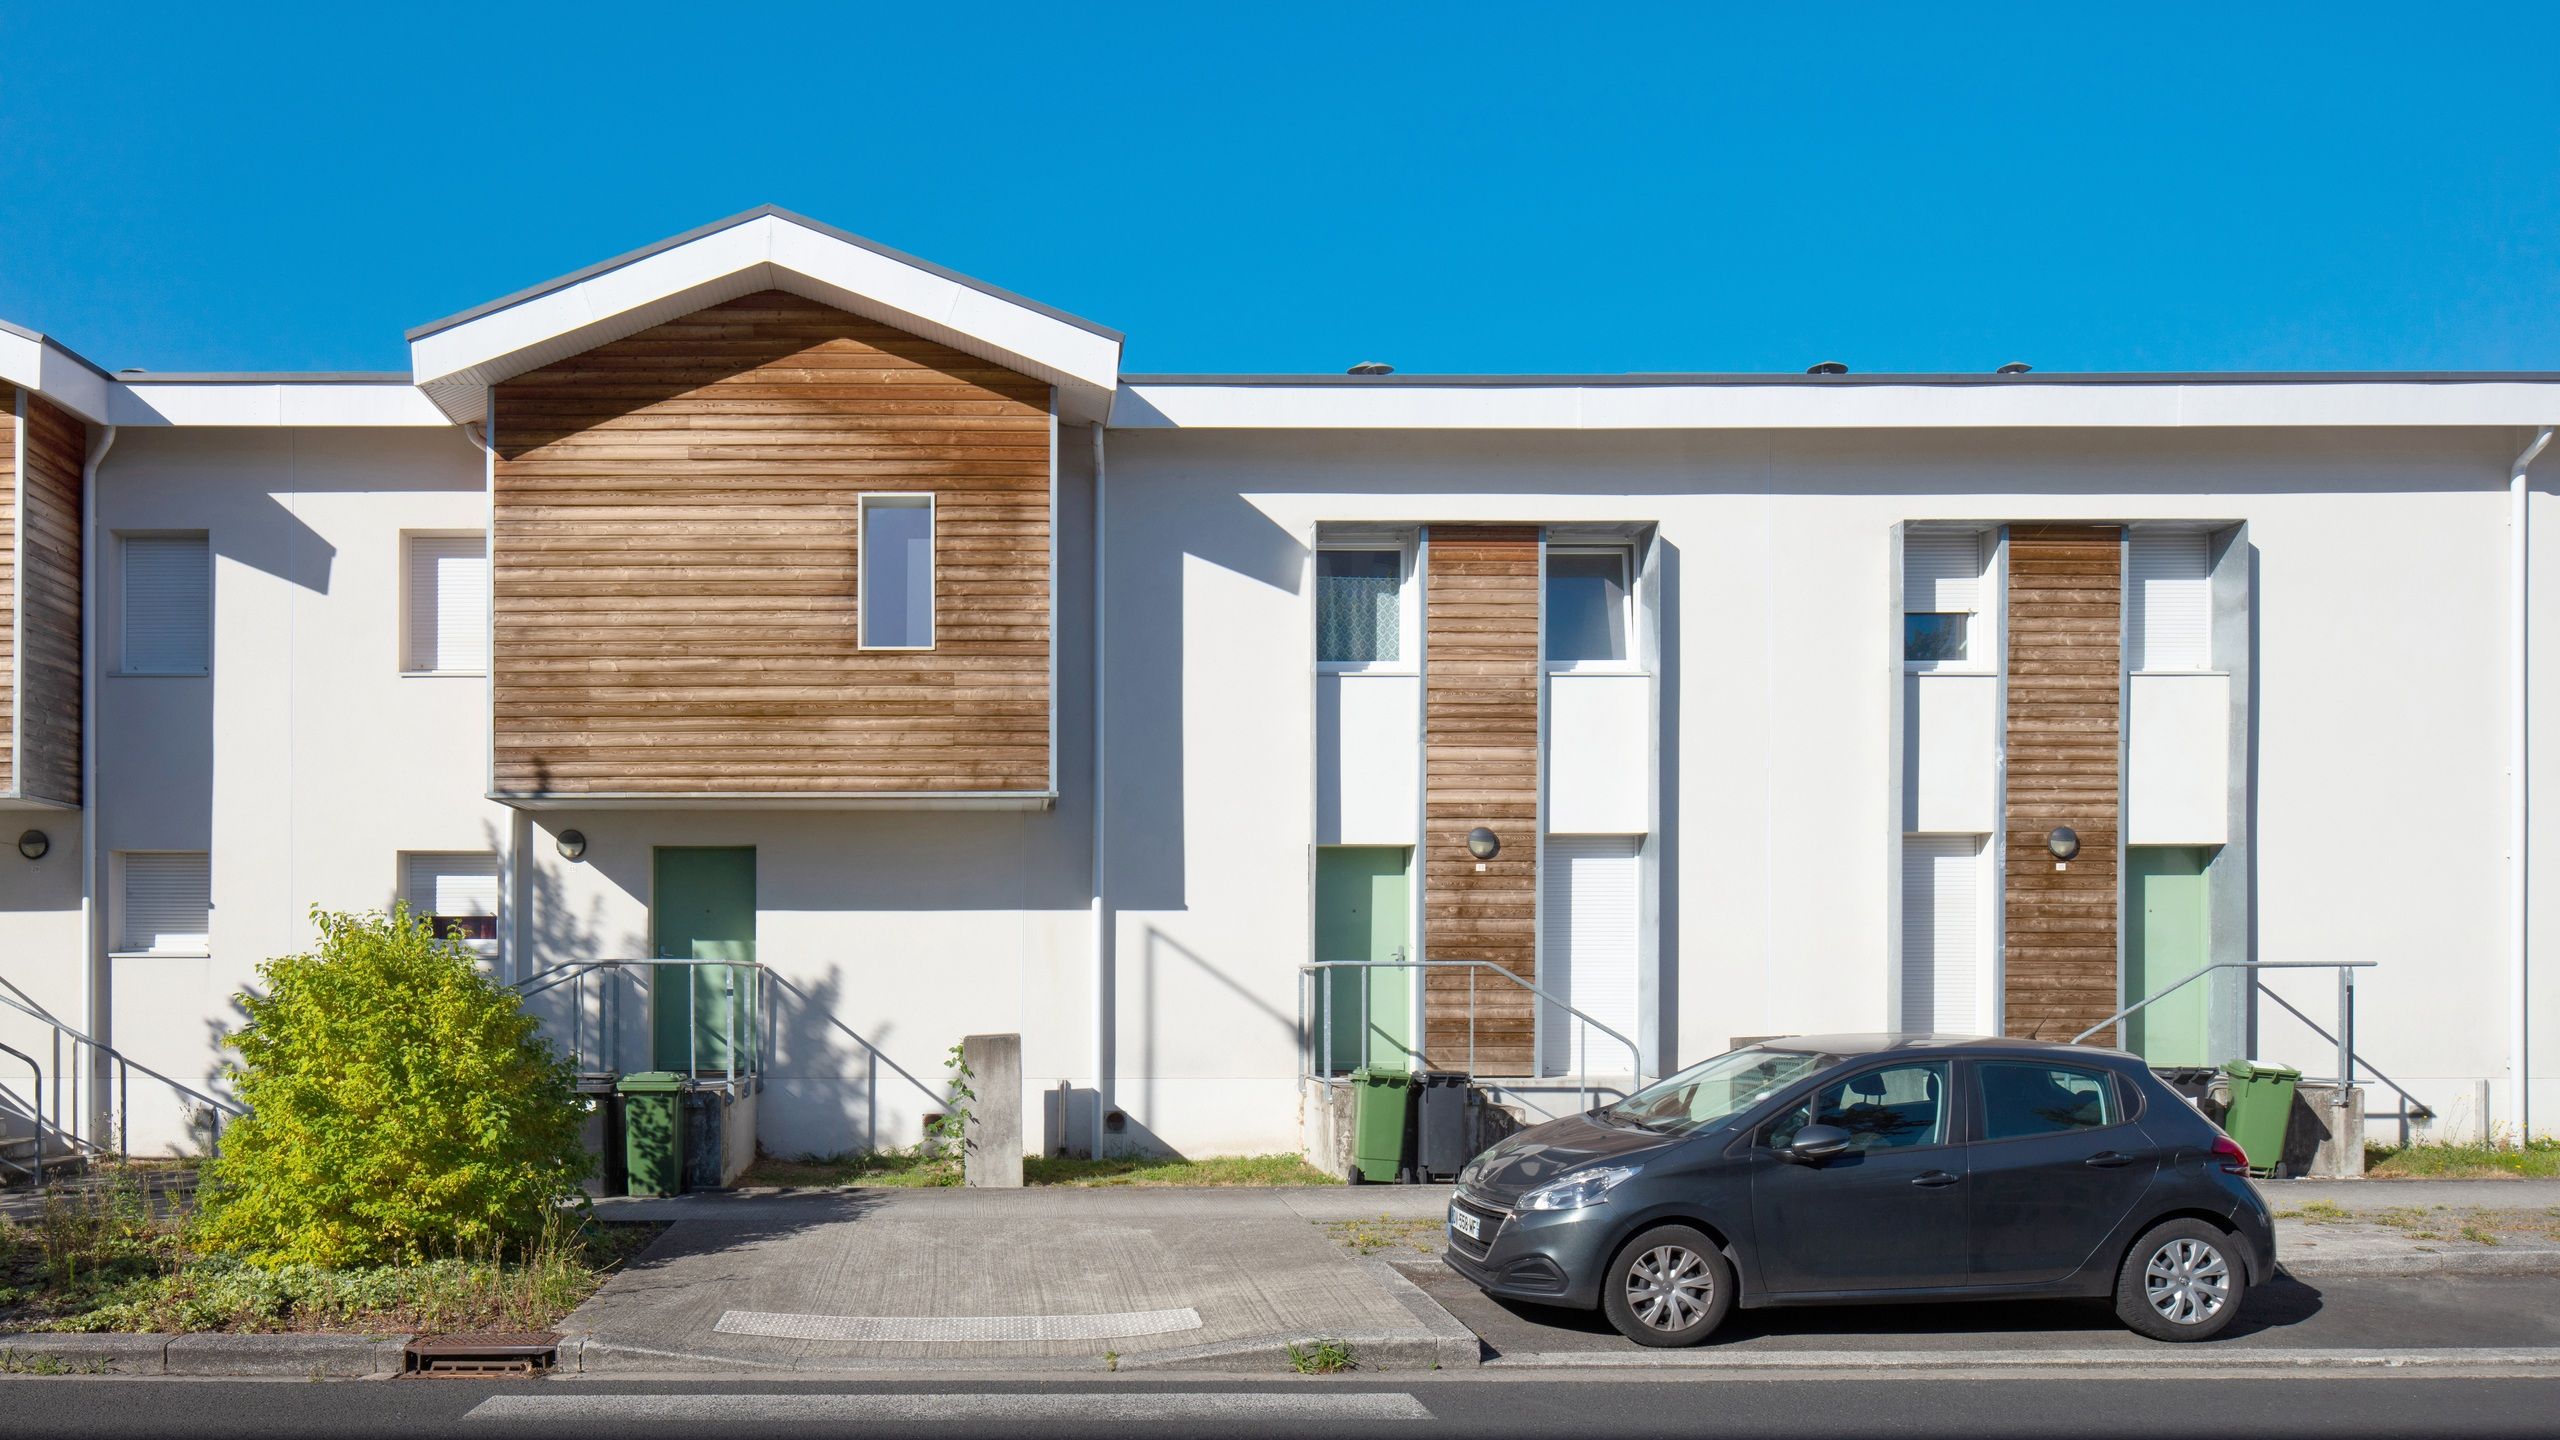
[962,1033,1024,1188]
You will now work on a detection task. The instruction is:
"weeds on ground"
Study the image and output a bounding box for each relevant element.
[2364,1136,2560,1180]
[743,1149,1339,1189]
[1324,1216,1443,1257]
[0,1166,658,1335]
[0,1347,108,1375]
[1286,1337,1357,1374]
[742,1150,961,1189]
[2274,1200,2351,1222]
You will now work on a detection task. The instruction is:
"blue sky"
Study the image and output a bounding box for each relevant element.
[4,5,2558,376]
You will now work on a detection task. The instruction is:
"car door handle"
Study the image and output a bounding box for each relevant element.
[1911,1170,1961,1188]
[2084,1151,2135,1168]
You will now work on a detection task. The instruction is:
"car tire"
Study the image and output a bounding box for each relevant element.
[2115,1218,2247,1342]
[1600,1224,1734,1347]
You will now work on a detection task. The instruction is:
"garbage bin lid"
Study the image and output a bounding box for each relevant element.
[1345,1066,1413,1086]
[2222,1059,2303,1081]
[617,1071,689,1093]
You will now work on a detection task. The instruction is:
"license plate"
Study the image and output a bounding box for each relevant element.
[1449,1205,1483,1242]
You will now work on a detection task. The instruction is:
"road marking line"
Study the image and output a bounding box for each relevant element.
[465,1393,1434,1423]
[712,1307,1205,1343]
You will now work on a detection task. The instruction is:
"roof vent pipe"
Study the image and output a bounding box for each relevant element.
[1806,361,1848,376]
[1997,362,2034,375]
[1346,362,1394,376]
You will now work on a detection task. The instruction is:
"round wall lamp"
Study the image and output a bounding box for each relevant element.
[1466,827,1501,861]
[2046,826,2080,861]
[16,830,49,861]
[556,829,588,862]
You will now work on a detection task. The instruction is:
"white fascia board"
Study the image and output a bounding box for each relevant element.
[414,214,1121,425]
[0,329,113,424]
[1112,381,2560,430]
[107,383,452,427]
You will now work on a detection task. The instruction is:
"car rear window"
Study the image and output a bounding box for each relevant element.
[1976,1061,2120,1141]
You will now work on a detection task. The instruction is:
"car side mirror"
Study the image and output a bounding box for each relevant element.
[1781,1123,1852,1163]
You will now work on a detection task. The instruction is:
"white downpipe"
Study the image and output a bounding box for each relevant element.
[2514,427,2554,1144]
[1088,422,1109,1159]
[78,421,117,1147]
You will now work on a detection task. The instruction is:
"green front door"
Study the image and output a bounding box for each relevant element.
[1317,847,1414,1072]
[651,847,756,1074]
[2126,846,2214,1066]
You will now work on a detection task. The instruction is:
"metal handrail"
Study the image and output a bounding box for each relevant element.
[509,957,763,1090]
[1298,958,1649,1117]
[0,1038,45,1185]
[0,990,245,1178]
[2070,960,2404,1104]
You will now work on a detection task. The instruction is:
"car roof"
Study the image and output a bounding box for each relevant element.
[1750,1032,2141,1064]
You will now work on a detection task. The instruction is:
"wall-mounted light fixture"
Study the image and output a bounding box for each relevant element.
[1466,827,1501,861]
[2046,826,2080,862]
[556,829,588,862]
[16,830,48,861]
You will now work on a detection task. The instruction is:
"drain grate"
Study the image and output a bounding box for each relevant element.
[404,1333,560,1377]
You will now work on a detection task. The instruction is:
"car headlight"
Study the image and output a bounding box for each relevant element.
[1515,1164,1640,1211]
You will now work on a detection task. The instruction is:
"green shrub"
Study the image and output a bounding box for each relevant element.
[193,906,591,1268]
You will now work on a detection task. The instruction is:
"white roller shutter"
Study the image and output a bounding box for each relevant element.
[404,852,499,918]
[2130,530,2211,671]
[1540,836,1643,1076]
[123,535,209,675]
[120,853,210,954]
[406,535,489,672]
[1903,530,1983,614]
[1899,835,1982,1034]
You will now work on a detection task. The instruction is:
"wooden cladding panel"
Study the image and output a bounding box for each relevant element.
[16,393,84,805]
[491,292,1052,795]
[2003,525,2122,1044]
[0,384,14,796]
[1423,525,1541,1073]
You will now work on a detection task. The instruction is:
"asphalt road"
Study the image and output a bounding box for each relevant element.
[4,1375,2558,1440]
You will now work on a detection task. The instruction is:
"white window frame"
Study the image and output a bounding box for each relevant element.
[1903,528,1995,676]
[117,531,211,678]
[856,492,937,652]
[399,850,502,958]
[1544,544,1639,674]
[1314,540,1419,675]
[399,530,491,677]
[111,850,212,958]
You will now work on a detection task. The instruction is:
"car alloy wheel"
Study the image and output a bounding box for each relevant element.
[2143,1236,2231,1325]
[1623,1243,1715,1332]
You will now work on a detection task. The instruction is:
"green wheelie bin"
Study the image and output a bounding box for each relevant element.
[1347,1067,1415,1184]
[619,1071,689,1197]
[2218,1059,2301,1178]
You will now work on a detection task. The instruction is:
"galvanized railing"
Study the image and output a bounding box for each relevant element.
[0,990,248,1187]
[2071,959,2431,1124]
[1297,958,1650,1116]
[512,958,767,1089]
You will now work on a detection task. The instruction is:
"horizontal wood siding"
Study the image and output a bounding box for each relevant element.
[1423,525,1541,1073]
[0,385,14,796]
[16,393,83,805]
[2003,525,2123,1044]
[491,292,1052,796]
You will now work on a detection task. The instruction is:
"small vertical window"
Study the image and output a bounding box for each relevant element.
[2129,530,2211,671]
[403,852,500,949]
[122,534,210,675]
[405,534,489,673]
[1904,530,1985,669]
[1317,549,1403,665]
[1546,549,1630,666]
[119,852,211,954]
[859,494,935,650]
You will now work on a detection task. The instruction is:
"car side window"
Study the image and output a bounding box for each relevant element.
[1976,1061,2120,1141]
[1764,1061,1951,1153]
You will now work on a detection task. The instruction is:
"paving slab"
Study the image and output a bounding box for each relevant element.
[569,1189,1443,1372]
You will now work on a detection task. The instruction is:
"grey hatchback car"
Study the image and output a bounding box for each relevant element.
[1445,1035,2273,1346]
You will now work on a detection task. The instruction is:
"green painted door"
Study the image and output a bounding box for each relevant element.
[651,847,756,1074]
[1317,847,1415,1072]
[2126,846,2213,1066]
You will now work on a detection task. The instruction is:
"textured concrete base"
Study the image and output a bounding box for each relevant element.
[0,1333,173,1374]
[0,1332,411,1377]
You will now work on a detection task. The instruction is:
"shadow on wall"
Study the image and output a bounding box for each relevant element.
[1125,924,1300,1153]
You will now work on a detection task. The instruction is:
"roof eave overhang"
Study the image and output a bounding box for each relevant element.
[409,210,1123,426]
[0,322,114,425]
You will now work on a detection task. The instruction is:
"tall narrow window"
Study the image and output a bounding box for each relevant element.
[1317,549,1403,665]
[2130,530,2211,671]
[859,494,935,649]
[122,534,210,675]
[405,533,489,673]
[403,851,500,948]
[1546,549,1630,666]
[119,852,211,954]
[1904,530,1984,669]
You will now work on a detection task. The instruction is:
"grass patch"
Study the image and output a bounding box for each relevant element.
[2365,1137,2560,1179]
[1286,1337,1357,1374]
[0,1348,108,1376]
[1323,1216,1444,1257]
[2275,1199,2351,1223]
[744,1150,1339,1189]
[0,1164,659,1335]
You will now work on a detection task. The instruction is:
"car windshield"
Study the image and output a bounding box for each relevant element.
[1600,1046,1839,1137]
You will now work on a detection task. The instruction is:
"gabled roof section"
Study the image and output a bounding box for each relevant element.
[408,206,1123,423]
[0,318,114,424]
